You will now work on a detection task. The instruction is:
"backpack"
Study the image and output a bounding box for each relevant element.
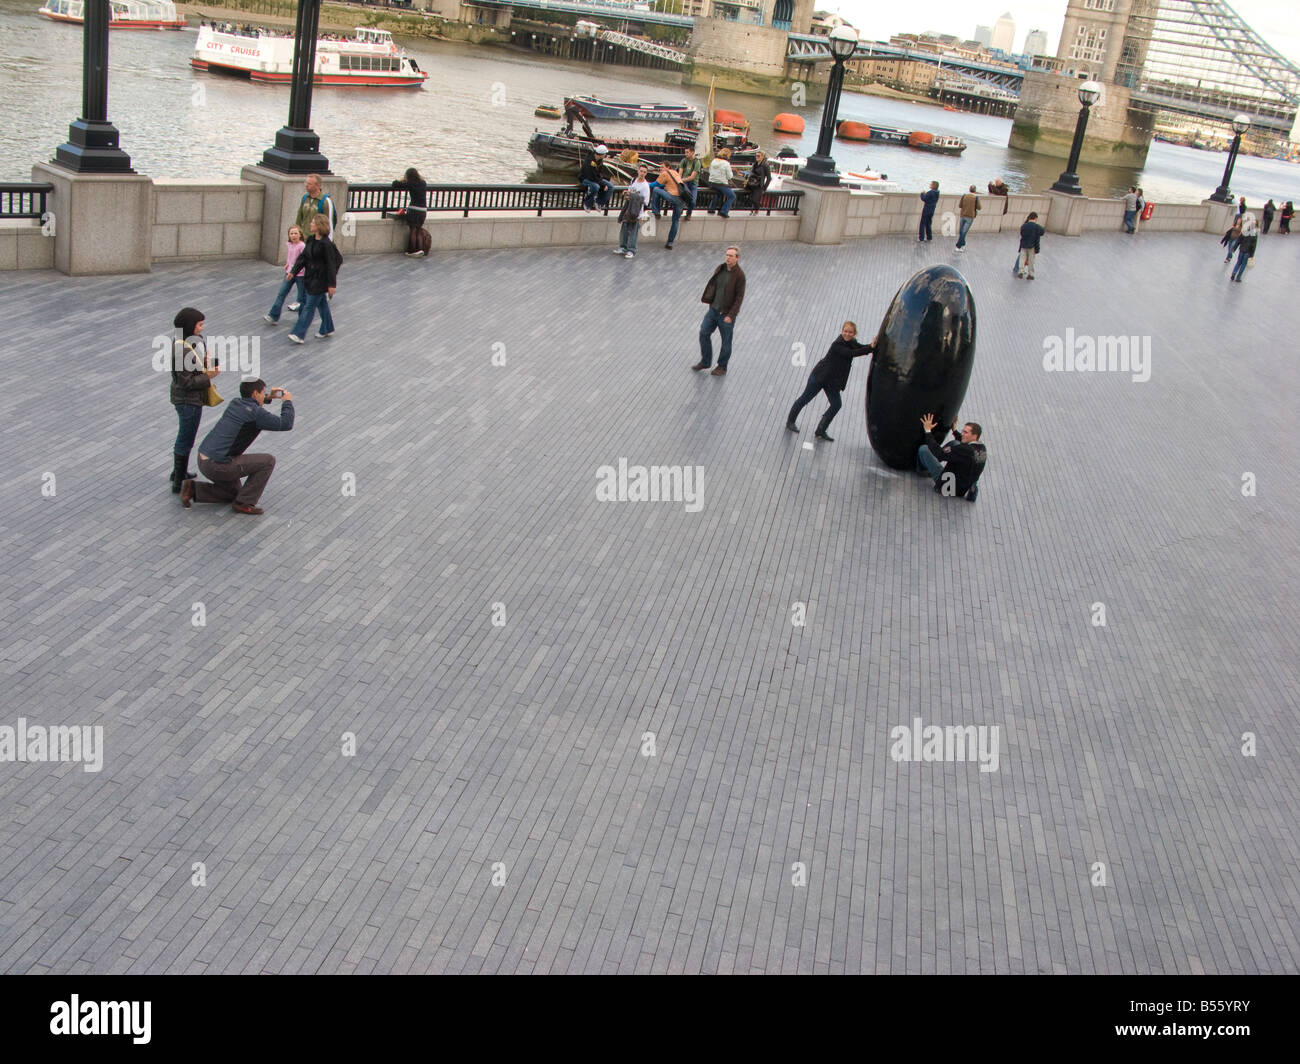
[620,189,645,224]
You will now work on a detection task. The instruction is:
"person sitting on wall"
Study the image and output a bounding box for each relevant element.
[916,414,986,501]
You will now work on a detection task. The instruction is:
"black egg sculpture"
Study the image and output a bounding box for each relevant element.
[865,265,976,470]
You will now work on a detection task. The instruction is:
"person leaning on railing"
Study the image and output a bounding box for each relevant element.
[392,167,428,257]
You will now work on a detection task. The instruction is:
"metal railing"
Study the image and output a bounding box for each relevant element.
[0,183,54,220]
[348,183,803,218]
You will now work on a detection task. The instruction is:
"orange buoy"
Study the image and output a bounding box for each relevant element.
[836,121,872,142]
[714,109,747,128]
[908,131,934,146]
[772,113,805,134]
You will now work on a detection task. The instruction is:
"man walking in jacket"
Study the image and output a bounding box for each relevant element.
[692,246,746,376]
[1017,211,1044,279]
[918,181,939,242]
[181,378,295,515]
[955,186,980,249]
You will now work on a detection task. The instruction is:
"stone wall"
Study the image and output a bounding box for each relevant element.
[152,180,265,263]
[0,220,54,271]
[686,19,794,97]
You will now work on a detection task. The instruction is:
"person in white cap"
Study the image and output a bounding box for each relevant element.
[579,145,613,212]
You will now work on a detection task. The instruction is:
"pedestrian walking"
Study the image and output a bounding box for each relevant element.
[955,186,980,249]
[1230,213,1258,282]
[181,379,295,515]
[707,149,737,218]
[1262,199,1276,234]
[287,213,340,343]
[1016,211,1044,279]
[1122,187,1139,233]
[168,307,220,493]
[263,225,306,324]
[392,167,429,257]
[785,321,874,442]
[692,246,745,377]
[1222,213,1243,261]
[615,163,650,259]
[918,181,939,242]
[294,173,335,238]
[1280,201,1294,234]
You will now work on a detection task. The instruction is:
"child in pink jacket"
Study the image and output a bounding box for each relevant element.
[264,225,306,324]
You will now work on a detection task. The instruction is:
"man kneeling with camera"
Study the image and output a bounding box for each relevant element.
[182,378,294,515]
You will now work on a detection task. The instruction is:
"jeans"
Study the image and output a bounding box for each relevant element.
[682,181,697,212]
[698,308,734,367]
[1230,244,1251,280]
[618,219,640,253]
[712,185,736,216]
[1123,209,1137,232]
[956,216,974,247]
[1017,248,1037,277]
[291,291,335,339]
[581,178,611,209]
[919,211,934,240]
[787,374,841,430]
[653,188,685,244]
[195,453,276,506]
[916,444,944,480]
[173,402,202,457]
[268,274,305,321]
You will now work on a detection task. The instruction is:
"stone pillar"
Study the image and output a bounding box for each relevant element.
[787,181,850,244]
[687,19,797,99]
[31,163,152,275]
[1043,190,1088,236]
[1010,71,1155,168]
[1201,199,1238,235]
[240,165,349,265]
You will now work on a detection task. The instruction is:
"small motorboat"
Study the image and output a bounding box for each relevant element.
[565,95,699,122]
[766,155,900,194]
[836,120,966,155]
[535,104,562,119]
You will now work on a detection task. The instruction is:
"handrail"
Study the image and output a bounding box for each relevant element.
[347,182,803,218]
[0,183,54,220]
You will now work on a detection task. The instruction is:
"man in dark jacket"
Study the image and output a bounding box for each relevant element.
[785,322,873,441]
[579,146,612,211]
[917,413,986,501]
[918,181,939,241]
[692,246,746,377]
[181,379,295,515]
[1017,211,1044,279]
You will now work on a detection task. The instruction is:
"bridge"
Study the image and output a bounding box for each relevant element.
[785,36,1027,92]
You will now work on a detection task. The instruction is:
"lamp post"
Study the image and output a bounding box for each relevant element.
[52,0,133,173]
[797,25,859,186]
[260,0,330,173]
[1209,114,1251,203]
[1049,80,1101,194]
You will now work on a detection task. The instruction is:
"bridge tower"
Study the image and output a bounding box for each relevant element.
[685,0,815,98]
[1009,0,1158,168]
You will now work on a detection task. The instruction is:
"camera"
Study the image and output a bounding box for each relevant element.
[263,388,285,405]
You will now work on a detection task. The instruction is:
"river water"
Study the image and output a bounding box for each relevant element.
[2,0,1298,206]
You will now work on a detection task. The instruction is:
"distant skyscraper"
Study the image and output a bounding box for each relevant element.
[1023,28,1048,56]
[974,25,992,48]
[991,12,1016,53]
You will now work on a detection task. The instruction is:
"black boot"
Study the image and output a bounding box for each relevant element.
[814,413,836,441]
[170,453,191,493]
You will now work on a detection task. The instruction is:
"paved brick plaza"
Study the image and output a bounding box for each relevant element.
[0,226,1297,974]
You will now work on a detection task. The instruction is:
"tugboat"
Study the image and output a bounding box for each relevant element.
[192,24,427,87]
[836,120,967,155]
[564,95,699,122]
[38,0,186,29]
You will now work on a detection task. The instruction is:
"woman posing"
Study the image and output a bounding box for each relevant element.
[169,307,220,492]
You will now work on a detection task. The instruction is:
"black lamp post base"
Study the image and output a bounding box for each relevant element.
[1208,188,1234,204]
[1050,173,1083,195]
[795,153,842,187]
[52,119,134,174]
[260,127,331,175]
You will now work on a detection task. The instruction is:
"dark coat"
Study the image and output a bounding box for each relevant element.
[701,263,746,320]
[811,337,873,391]
[288,235,339,296]
[919,188,940,215]
[170,339,211,407]
[744,160,771,193]
[1019,221,1044,251]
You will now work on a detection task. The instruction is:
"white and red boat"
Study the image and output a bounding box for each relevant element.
[192,24,427,87]
[38,0,186,29]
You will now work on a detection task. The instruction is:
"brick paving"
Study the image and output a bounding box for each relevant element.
[0,225,1297,974]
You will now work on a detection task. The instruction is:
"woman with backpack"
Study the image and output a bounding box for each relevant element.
[287,213,341,343]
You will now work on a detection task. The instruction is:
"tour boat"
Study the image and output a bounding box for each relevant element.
[566,95,699,122]
[38,0,185,29]
[836,120,967,155]
[766,155,901,194]
[192,25,427,87]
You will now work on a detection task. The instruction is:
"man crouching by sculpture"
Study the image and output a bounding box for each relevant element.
[917,413,986,501]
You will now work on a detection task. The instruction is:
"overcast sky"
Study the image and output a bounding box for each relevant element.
[823,1,1300,68]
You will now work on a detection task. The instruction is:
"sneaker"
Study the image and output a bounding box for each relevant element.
[613,247,626,254]
[583,205,593,213]
[288,334,305,344]
[318,331,334,338]
[405,251,421,257]
[665,242,674,250]
[287,302,301,312]
[263,314,278,324]
[624,251,634,259]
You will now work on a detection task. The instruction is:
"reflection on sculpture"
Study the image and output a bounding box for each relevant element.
[865,266,976,469]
